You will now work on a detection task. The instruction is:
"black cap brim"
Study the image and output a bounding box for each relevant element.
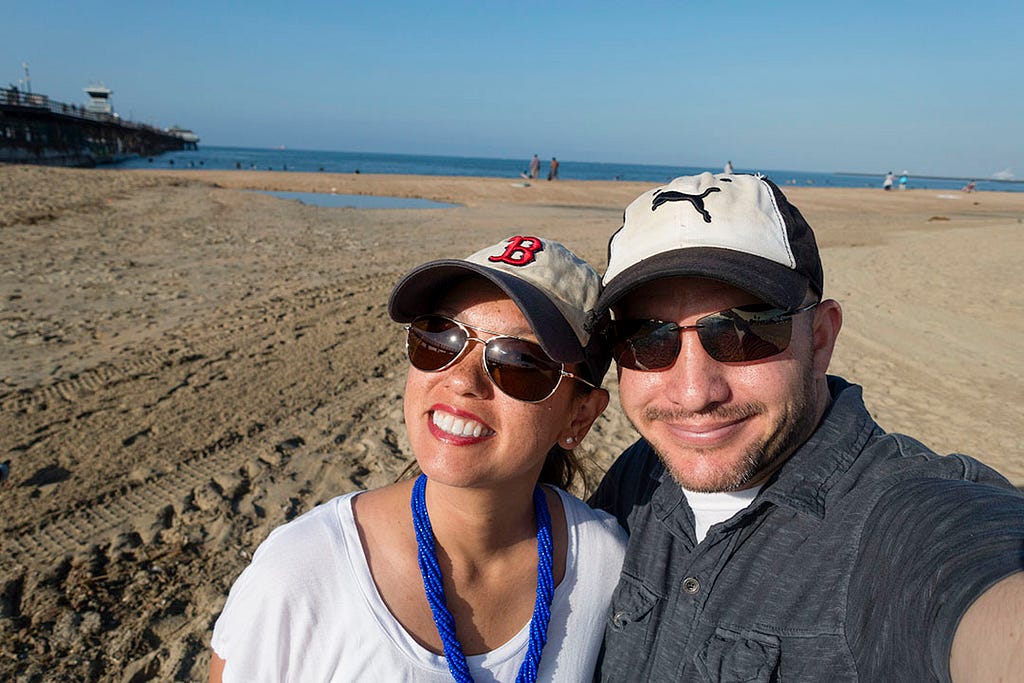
[596,247,810,312]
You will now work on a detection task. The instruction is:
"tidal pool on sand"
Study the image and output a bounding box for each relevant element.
[257,190,457,209]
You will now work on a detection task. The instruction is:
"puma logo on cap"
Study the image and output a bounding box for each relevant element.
[651,187,721,223]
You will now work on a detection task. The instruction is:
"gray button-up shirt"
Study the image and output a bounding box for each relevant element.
[591,376,1024,681]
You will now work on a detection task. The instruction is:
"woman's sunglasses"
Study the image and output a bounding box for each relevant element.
[611,302,818,370]
[405,314,597,403]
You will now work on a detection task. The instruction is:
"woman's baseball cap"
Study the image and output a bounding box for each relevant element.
[388,235,612,385]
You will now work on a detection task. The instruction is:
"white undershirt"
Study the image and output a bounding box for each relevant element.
[682,485,763,543]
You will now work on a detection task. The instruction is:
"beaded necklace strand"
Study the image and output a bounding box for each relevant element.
[411,474,554,683]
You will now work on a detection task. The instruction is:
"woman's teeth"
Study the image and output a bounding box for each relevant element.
[432,411,494,438]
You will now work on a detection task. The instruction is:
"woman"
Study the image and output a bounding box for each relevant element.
[209,235,626,681]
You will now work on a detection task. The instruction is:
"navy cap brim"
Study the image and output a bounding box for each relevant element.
[596,247,810,313]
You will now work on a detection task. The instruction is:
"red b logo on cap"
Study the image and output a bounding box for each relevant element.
[488,236,544,266]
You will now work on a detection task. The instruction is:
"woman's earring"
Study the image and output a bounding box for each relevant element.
[564,436,575,446]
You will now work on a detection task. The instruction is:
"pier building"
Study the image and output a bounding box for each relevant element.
[0,83,198,167]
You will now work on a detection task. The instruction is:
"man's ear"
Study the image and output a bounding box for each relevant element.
[811,299,843,375]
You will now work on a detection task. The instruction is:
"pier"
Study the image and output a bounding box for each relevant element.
[0,85,198,167]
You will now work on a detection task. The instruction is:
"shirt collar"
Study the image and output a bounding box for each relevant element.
[756,376,877,518]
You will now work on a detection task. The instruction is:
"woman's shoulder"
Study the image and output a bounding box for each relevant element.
[554,487,628,546]
[212,492,375,676]
[250,492,361,567]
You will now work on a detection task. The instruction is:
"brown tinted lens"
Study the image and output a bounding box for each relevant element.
[484,338,562,402]
[613,320,681,371]
[697,309,792,362]
[407,316,466,371]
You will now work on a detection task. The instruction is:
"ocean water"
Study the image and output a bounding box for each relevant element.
[108,146,1023,193]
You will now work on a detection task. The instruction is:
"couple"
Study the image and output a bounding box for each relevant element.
[210,174,1023,681]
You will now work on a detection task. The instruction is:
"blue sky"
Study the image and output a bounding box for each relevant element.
[5,1,1022,178]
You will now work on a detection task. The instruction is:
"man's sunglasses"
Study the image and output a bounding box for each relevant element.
[611,302,819,370]
[405,314,597,403]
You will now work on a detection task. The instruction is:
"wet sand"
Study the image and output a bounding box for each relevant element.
[1,164,1022,680]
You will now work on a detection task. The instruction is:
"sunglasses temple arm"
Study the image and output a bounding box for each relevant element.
[563,370,598,390]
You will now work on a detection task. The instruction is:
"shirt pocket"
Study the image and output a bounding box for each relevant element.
[607,573,660,645]
[693,626,782,682]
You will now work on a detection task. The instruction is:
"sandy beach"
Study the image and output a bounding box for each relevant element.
[1,164,1022,681]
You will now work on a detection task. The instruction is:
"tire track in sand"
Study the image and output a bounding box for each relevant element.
[2,272,400,569]
[0,273,388,415]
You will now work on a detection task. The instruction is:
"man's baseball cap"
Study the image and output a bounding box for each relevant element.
[598,173,823,312]
[388,235,612,385]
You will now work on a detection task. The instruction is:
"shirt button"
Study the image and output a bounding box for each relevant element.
[682,577,700,594]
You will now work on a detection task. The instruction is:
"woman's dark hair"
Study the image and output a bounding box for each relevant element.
[538,443,585,493]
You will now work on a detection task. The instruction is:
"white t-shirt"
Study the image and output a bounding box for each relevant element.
[682,485,762,543]
[212,488,626,682]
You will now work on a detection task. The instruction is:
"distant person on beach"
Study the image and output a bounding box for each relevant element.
[899,170,908,190]
[209,236,625,682]
[724,160,734,174]
[529,154,541,179]
[883,170,895,190]
[962,180,977,192]
[548,157,559,181]
[589,173,1024,681]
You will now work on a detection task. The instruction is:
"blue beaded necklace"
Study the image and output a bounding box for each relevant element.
[411,474,554,683]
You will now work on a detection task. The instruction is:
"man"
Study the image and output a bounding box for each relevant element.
[589,173,1023,681]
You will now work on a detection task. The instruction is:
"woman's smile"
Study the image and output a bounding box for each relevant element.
[429,404,496,441]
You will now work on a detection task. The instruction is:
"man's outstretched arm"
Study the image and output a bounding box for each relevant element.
[949,571,1024,682]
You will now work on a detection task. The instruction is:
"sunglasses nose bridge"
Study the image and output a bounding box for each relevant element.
[449,332,492,367]
[656,327,734,410]
[460,334,491,363]
[677,322,719,363]
[637,321,717,369]
[441,335,497,395]
[654,322,703,369]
